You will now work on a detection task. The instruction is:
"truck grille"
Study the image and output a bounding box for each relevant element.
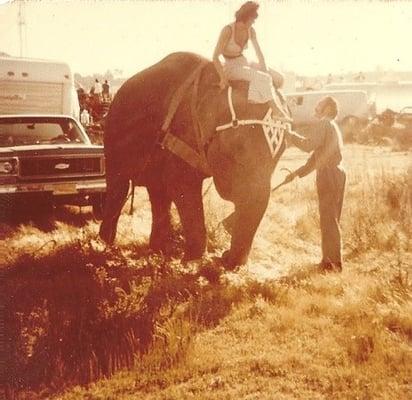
[19,156,104,179]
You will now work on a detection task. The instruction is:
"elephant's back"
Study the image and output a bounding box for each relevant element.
[105,52,208,144]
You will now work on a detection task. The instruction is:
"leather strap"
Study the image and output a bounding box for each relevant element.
[161,59,211,175]
[161,60,208,132]
[162,131,211,174]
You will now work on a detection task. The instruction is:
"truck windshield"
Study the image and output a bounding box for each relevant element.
[0,117,87,147]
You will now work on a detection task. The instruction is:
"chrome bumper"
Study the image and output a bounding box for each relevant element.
[0,179,106,195]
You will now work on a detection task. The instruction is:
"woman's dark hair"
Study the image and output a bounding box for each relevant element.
[235,1,259,23]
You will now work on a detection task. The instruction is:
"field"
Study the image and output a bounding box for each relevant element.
[1,145,411,400]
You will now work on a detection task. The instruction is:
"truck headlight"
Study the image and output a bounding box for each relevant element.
[0,158,19,175]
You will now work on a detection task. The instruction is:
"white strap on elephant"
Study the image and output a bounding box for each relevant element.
[215,86,290,158]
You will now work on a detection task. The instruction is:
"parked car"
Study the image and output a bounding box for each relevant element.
[392,107,412,150]
[356,106,412,150]
[0,114,105,219]
[396,106,412,129]
[325,81,412,114]
[285,89,376,141]
[324,82,378,100]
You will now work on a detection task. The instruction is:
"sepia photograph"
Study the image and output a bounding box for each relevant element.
[0,0,411,399]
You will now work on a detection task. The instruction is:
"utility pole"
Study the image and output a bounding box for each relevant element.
[18,0,26,57]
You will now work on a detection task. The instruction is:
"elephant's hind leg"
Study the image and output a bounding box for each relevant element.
[147,185,174,253]
[173,181,207,261]
[99,178,130,244]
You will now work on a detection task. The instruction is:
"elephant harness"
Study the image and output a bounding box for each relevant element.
[160,60,290,175]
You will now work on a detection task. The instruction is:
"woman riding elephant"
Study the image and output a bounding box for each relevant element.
[213,1,289,119]
[99,51,289,267]
[99,51,289,268]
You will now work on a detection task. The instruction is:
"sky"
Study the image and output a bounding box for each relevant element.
[0,0,411,77]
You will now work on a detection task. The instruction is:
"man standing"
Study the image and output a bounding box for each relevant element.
[93,79,102,100]
[285,96,346,272]
[102,80,110,101]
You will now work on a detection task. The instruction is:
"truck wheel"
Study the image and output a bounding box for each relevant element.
[92,193,106,220]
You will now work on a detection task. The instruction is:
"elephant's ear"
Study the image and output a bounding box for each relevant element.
[197,86,222,147]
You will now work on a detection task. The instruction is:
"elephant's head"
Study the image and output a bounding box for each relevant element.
[197,65,289,267]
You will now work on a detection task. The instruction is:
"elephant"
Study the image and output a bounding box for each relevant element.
[99,52,290,267]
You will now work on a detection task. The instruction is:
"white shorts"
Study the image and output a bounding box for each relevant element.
[224,55,275,104]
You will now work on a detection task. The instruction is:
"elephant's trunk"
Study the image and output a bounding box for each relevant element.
[222,184,270,267]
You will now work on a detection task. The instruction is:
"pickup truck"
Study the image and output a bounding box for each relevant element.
[0,114,105,220]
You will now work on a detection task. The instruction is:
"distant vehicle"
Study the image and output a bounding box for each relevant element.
[326,81,412,114]
[392,107,412,149]
[0,56,80,120]
[0,115,106,219]
[373,82,412,113]
[324,82,378,99]
[285,89,376,140]
[396,106,412,129]
[353,105,412,149]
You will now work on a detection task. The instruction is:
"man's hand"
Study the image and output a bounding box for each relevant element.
[284,130,296,147]
[284,171,298,184]
[286,129,298,138]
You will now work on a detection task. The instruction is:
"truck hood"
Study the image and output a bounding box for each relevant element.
[0,144,104,157]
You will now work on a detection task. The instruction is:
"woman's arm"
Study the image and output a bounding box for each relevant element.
[213,26,231,89]
[250,27,267,72]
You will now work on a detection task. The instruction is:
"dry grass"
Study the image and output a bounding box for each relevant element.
[2,146,411,400]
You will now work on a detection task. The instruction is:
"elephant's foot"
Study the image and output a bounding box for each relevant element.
[182,233,207,263]
[149,230,176,255]
[182,234,207,261]
[183,245,205,263]
[99,222,116,245]
[221,250,248,270]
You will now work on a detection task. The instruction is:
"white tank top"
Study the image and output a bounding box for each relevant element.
[223,22,249,58]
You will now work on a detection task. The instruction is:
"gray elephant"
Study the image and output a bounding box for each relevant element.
[100,52,289,267]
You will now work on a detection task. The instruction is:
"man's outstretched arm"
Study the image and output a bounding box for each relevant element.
[294,150,318,178]
[290,123,339,179]
[286,129,315,153]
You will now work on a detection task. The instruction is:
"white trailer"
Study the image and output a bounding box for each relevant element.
[0,56,80,120]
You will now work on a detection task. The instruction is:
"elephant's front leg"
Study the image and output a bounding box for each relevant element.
[223,187,270,268]
[172,180,207,261]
